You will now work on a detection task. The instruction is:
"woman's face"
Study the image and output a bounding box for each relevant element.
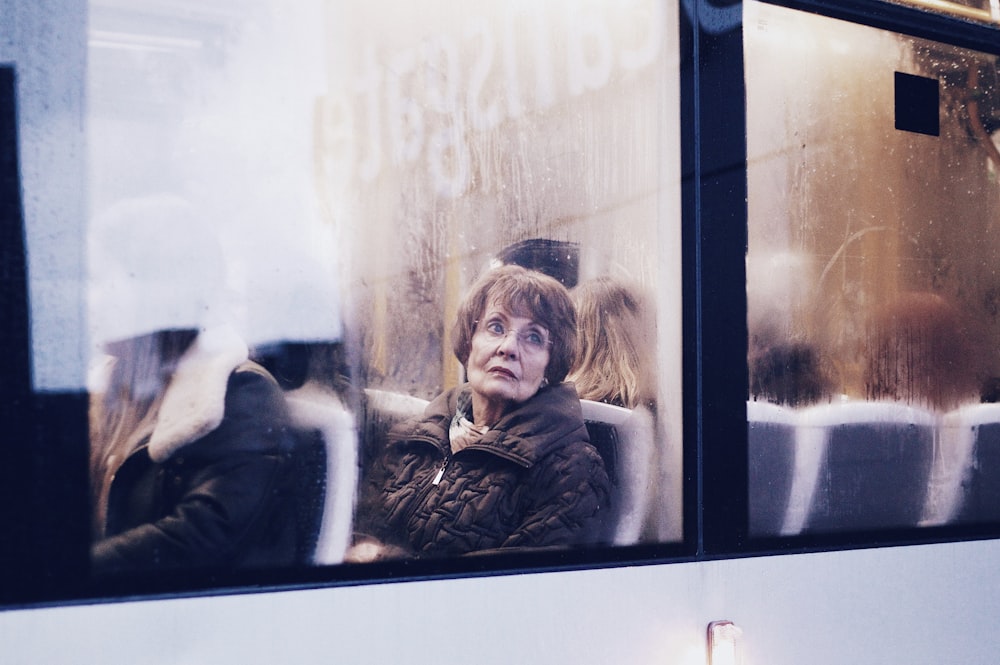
[467,300,551,424]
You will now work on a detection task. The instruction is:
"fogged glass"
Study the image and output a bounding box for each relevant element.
[745,1,1000,535]
[84,0,682,577]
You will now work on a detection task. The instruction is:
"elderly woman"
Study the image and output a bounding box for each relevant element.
[352,265,611,560]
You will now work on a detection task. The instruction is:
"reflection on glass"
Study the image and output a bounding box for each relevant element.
[746,1,1000,535]
[85,0,682,577]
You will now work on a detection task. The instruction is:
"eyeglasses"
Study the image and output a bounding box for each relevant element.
[477,318,551,354]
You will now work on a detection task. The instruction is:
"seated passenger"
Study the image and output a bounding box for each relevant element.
[566,277,653,409]
[750,342,831,407]
[864,291,979,411]
[349,265,610,560]
[88,195,298,575]
[493,237,580,288]
[564,276,665,543]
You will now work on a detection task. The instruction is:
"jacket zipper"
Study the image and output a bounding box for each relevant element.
[395,432,528,530]
[397,444,450,529]
[432,457,449,485]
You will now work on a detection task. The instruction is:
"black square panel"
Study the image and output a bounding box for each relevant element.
[895,71,940,136]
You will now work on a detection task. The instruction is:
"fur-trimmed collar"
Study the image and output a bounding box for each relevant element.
[147,325,248,463]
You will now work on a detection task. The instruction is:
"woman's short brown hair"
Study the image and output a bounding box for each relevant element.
[452,264,578,385]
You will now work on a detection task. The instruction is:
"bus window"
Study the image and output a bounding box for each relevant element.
[327,0,683,550]
[84,0,683,586]
[745,1,1000,536]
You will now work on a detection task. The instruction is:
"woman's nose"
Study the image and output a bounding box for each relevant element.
[495,330,519,357]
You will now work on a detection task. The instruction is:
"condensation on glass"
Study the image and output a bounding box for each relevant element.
[82,0,683,577]
[745,1,1000,536]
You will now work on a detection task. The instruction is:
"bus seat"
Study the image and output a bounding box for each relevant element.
[285,384,358,565]
[359,389,430,470]
[581,399,655,546]
[940,403,1000,525]
[284,425,326,564]
[747,400,798,537]
[357,391,646,546]
[802,401,936,533]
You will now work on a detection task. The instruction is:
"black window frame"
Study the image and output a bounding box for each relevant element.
[701,0,1000,557]
[2,0,1000,608]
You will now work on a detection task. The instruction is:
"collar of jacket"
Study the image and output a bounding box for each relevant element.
[393,382,588,468]
[147,324,249,463]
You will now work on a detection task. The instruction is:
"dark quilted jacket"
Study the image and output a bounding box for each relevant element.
[358,383,611,557]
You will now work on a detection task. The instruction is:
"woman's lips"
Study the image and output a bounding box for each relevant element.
[488,366,517,379]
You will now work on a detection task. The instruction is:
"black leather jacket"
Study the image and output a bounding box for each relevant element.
[357,383,611,557]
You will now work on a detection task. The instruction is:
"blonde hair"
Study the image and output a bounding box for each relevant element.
[90,329,197,536]
[567,277,650,409]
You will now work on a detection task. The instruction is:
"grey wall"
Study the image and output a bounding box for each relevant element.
[1,541,998,664]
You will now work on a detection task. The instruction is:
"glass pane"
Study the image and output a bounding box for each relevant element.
[746,1,1000,536]
[83,0,683,582]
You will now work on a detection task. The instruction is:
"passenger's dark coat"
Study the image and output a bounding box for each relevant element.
[358,382,611,557]
[91,334,298,576]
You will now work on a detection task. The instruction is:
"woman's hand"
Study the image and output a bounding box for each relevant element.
[343,539,385,564]
[343,537,411,563]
